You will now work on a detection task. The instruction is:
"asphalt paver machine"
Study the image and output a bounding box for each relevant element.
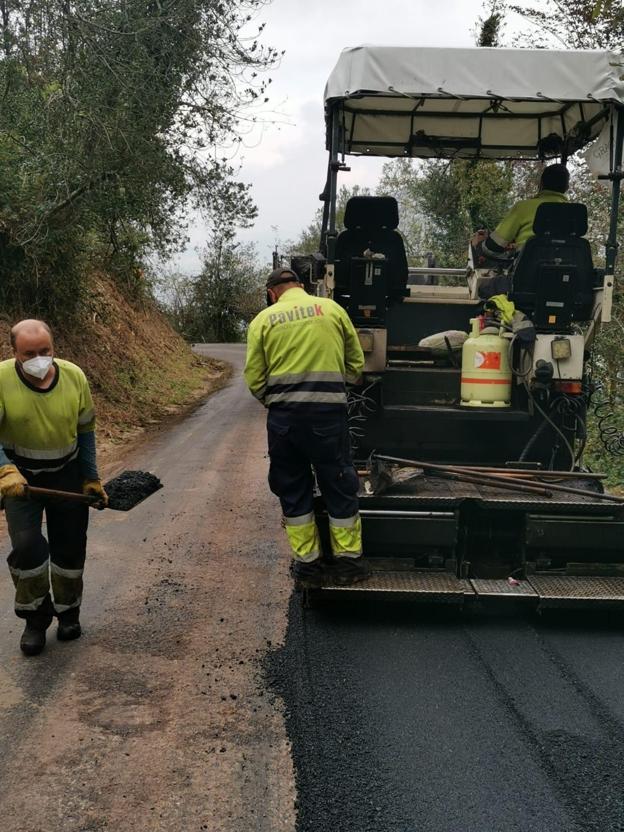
[293,46,624,608]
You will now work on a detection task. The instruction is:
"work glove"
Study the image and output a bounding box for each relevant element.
[83,479,109,509]
[470,228,489,248]
[0,464,27,499]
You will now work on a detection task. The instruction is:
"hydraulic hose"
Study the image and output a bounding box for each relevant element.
[518,416,550,463]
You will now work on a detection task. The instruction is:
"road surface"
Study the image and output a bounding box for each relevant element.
[1,344,624,832]
[0,344,296,832]
[273,598,624,832]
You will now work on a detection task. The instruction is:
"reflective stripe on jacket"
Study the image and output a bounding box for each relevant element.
[244,287,364,409]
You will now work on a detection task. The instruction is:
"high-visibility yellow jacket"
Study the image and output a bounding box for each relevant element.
[0,358,95,474]
[244,287,364,409]
[488,189,568,250]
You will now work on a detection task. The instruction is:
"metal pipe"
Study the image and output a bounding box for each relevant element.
[326,107,340,265]
[442,465,622,503]
[374,455,553,497]
[428,469,553,498]
[375,455,624,504]
[319,164,331,255]
[605,106,624,277]
[358,462,607,485]
[456,465,606,480]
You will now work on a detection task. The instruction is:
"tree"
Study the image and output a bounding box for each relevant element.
[173,234,265,343]
[156,268,197,336]
[286,185,371,256]
[510,0,624,48]
[378,158,515,267]
[475,0,506,46]
[375,159,426,263]
[0,0,278,317]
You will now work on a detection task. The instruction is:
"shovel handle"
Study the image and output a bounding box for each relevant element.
[24,485,99,505]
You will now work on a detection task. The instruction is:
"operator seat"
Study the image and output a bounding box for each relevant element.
[334,196,409,308]
[509,202,595,330]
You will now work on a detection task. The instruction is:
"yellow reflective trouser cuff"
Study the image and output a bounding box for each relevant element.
[283,512,320,562]
[329,514,362,557]
[50,563,84,613]
[9,560,50,611]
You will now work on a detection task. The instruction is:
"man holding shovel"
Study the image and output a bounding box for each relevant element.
[0,319,107,655]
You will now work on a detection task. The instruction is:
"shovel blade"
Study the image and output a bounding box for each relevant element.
[103,470,162,511]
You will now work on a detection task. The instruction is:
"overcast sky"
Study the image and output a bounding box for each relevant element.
[172,0,526,274]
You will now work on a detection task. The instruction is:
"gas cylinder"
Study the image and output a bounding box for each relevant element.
[460,318,512,407]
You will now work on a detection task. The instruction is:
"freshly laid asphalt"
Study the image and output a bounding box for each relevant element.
[270,598,624,832]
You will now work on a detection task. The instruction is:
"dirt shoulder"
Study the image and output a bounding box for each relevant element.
[97,357,232,475]
[0,274,233,465]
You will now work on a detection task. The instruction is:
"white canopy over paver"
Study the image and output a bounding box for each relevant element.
[324,46,624,159]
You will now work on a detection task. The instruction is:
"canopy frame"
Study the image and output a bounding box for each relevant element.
[320,76,624,282]
[605,110,624,281]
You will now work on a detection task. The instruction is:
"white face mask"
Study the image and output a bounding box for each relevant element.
[21,355,54,380]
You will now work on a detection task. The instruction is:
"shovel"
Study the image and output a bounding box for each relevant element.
[24,470,163,512]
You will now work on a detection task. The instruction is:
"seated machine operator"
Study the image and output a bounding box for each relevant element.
[471,163,570,260]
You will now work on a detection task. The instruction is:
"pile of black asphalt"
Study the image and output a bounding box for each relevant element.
[103,470,162,511]
[267,595,624,832]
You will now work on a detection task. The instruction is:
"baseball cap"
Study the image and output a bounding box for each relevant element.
[266,268,299,289]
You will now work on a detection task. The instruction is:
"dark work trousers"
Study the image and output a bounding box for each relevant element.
[4,461,89,624]
[267,408,361,560]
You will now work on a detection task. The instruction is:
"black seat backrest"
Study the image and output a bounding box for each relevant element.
[510,202,595,330]
[334,196,408,304]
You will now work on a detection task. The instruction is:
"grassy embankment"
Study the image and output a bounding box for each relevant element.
[0,274,231,460]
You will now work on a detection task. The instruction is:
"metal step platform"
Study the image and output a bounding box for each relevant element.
[528,575,624,607]
[471,578,537,598]
[321,574,536,599]
[315,572,624,609]
[320,571,474,600]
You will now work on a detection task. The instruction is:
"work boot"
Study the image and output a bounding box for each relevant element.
[328,556,371,586]
[20,616,52,656]
[292,558,326,590]
[57,608,81,641]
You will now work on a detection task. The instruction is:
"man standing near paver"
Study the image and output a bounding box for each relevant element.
[244,268,367,589]
[0,319,107,655]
